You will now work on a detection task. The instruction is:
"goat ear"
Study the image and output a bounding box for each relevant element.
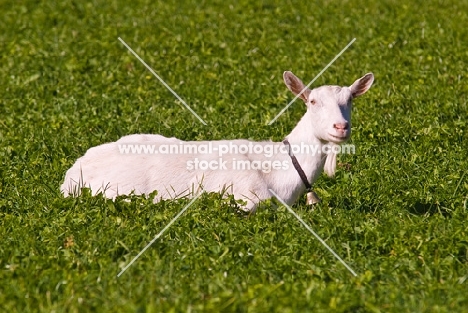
[283,71,311,103]
[350,73,374,98]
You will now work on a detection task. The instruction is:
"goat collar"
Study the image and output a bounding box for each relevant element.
[283,139,321,205]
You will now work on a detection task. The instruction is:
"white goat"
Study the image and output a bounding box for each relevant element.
[61,71,374,211]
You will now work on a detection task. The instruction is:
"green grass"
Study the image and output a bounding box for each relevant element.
[1,0,468,312]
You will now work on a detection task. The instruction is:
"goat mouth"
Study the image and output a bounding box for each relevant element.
[328,134,349,142]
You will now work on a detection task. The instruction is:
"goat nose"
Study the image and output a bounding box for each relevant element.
[333,122,349,130]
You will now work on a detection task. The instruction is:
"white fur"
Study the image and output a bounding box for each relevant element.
[61,71,374,211]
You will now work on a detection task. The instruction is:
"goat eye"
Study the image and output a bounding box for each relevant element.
[309,99,316,105]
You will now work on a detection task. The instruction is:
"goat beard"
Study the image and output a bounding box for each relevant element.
[324,144,338,177]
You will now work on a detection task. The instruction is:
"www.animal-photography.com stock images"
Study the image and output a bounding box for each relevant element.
[1,0,467,312]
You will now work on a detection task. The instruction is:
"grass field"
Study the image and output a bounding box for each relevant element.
[1,0,468,312]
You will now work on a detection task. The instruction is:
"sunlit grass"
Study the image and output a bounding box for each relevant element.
[1,0,467,312]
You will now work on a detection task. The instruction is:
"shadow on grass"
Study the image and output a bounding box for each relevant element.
[408,201,452,217]
[327,198,380,214]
